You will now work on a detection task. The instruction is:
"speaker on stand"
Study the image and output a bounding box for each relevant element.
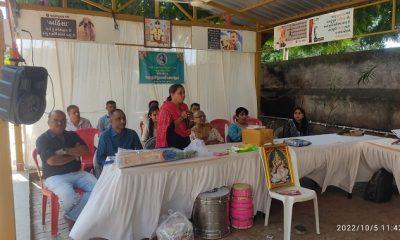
[0,66,48,124]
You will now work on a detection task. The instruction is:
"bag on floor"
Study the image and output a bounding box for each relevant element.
[156,210,194,240]
[364,168,393,203]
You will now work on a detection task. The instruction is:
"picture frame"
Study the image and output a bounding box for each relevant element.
[144,18,172,48]
[261,143,295,190]
[207,28,243,51]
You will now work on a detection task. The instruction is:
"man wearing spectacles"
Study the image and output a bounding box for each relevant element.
[36,110,97,228]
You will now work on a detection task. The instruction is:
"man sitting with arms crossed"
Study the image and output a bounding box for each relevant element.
[96,109,142,174]
[36,110,97,228]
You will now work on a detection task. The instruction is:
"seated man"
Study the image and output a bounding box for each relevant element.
[36,110,97,227]
[66,105,92,131]
[97,100,116,133]
[96,109,143,169]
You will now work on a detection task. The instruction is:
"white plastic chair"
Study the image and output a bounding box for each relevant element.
[263,147,320,240]
[224,124,229,143]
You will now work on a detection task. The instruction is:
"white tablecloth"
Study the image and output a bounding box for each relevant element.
[70,134,398,240]
[275,134,381,193]
[357,138,400,188]
[70,144,268,240]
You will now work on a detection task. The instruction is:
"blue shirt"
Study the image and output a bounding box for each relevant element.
[96,127,143,166]
[97,114,111,133]
[228,123,243,142]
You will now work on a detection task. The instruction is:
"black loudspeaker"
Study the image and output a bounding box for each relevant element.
[0,66,48,124]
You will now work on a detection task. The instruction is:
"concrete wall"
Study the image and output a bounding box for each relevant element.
[261,48,400,131]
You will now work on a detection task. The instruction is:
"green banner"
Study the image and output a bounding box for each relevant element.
[139,51,184,84]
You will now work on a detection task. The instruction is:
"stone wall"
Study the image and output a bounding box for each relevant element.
[261,48,400,131]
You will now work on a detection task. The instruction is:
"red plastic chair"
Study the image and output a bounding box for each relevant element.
[32,149,83,237]
[210,119,230,143]
[32,149,59,237]
[76,128,99,172]
[247,117,263,126]
[232,115,263,126]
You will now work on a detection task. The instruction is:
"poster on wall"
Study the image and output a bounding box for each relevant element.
[208,28,221,50]
[139,51,184,84]
[40,13,96,41]
[208,28,243,51]
[309,8,353,44]
[274,19,308,50]
[144,18,171,48]
[274,8,354,50]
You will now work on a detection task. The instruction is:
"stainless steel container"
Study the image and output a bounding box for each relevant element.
[192,186,230,239]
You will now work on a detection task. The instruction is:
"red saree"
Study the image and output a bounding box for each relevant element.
[156,101,191,148]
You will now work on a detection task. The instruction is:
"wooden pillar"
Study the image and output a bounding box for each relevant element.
[392,0,396,30]
[0,11,17,240]
[155,0,160,18]
[255,30,262,118]
[193,6,197,20]
[111,0,116,12]
[62,0,67,8]
[283,48,289,60]
[14,124,24,171]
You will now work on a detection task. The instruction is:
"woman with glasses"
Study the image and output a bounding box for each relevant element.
[190,110,224,145]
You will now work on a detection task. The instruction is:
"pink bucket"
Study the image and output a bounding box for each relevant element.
[230,207,253,220]
[230,200,253,210]
[231,183,252,198]
[231,196,252,203]
[230,183,254,229]
[231,218,253,229]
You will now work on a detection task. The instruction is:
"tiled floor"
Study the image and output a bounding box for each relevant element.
[30,176,71,240]
[30,175,400,240]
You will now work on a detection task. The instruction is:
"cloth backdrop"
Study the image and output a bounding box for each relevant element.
[20,40,257,168]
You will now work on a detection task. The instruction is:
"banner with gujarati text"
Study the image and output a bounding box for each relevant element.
[139,51,184,84]
[274,8,353,50]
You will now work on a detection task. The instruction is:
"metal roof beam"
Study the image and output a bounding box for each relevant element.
[117,0,137,13]
[81,0,111,12]
[205,1,266,26]
[173,2,194,21]
[238,0,276,12]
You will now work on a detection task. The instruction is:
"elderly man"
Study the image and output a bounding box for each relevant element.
[96,109,142,169]
[66,105,92,131]
[97,100,116,133]
[36,110,97,227]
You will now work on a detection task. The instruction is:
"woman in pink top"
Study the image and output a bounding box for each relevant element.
[156,84,193,149]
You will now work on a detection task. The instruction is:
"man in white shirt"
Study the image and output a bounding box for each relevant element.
[66,105,92,131]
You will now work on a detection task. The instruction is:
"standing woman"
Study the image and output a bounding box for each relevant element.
[156,84,193,149]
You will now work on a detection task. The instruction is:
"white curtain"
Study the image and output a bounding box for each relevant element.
[20,40,257,168]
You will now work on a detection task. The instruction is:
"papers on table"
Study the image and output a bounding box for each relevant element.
[391,129,400,139]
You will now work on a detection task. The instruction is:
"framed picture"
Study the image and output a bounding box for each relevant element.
[207,28,243,51]
[261,144,295,189]
[77,16,96,41]
[144,18,171,48]
[220,29,242,51]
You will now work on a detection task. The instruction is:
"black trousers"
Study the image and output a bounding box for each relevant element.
[166,123,191,150]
